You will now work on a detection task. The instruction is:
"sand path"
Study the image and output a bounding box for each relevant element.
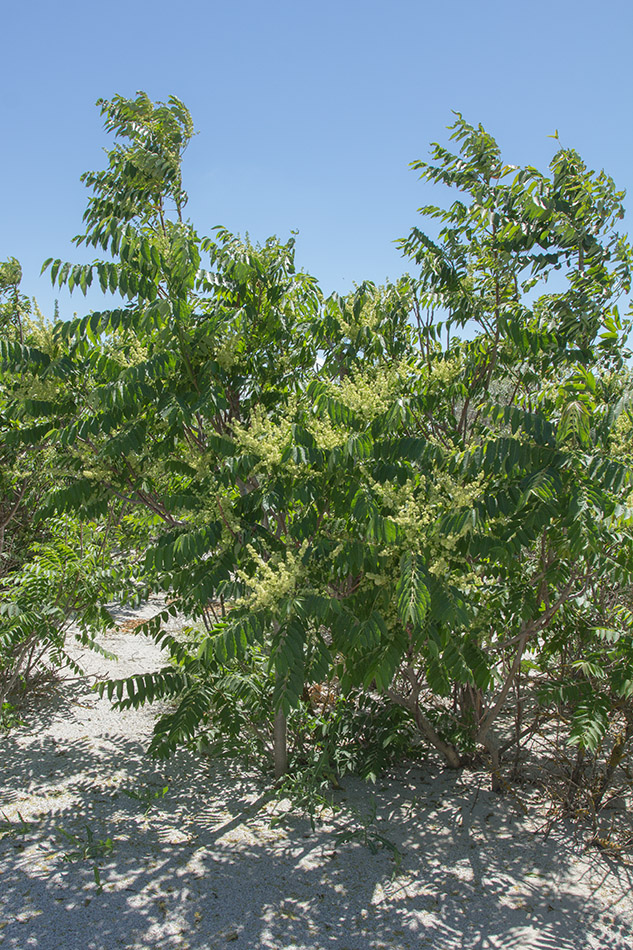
[1,599,631,949]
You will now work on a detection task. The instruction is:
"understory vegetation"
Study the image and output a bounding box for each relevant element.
[2,93,633,841]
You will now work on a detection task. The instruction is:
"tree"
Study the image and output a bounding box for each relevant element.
[187,117,633,788]
[0,263,124,715]
[6,100,633,801]
[28,94,321,773]
[303,117,633,784]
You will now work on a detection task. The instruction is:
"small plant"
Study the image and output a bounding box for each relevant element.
[335,798,402,874]
[55,824,114,892]
[121,782,169,815]
[0,810,32,840]
[0,701,23,731]
[271,760,340,831]
[291,689,419,784]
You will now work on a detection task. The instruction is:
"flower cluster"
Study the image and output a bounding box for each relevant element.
[236,542,308,612]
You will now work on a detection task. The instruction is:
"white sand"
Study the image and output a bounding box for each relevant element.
[1,599,632,949]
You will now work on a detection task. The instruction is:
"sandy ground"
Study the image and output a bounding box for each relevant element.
[1,599,632,950]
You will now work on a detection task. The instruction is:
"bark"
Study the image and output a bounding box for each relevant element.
[386,689,461,768]
[413,707,461,769]
[271,619,288,780]
[592,717,633,810]
[564,746,586,810]
[273,708,288,779]
[481,730,503,793]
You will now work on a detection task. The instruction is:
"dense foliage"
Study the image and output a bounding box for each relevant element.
[2,95,633,817]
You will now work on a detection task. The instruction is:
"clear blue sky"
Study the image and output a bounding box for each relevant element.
[2,0,632,319]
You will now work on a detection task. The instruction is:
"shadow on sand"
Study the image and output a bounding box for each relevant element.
[1,670,632,950]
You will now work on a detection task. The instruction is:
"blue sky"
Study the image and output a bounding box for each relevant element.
[2,0,632,319]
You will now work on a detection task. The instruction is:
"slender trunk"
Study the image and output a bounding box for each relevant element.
[564,745,586,810]
[512,672,524,777]
[482,730,503,793]
[272,619,288,779]
[592,717,633,810]
[273,708,288,779]
[387,686,462,768]
[411,701,461,768]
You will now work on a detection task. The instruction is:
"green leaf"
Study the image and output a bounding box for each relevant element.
[396,553,430,629]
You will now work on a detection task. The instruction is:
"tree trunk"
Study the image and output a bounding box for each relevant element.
[412,704,461,769]
[592,717,633,810]
[564,745,586,810]
[482,731,504,793]
[273,708,288,779]
[386,688,462,769]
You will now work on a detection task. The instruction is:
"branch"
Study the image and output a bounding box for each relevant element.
[489,574,588,654]
[478,575,580,742]
[0,481,28,531]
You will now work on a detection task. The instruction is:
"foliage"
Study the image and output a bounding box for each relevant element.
[0,264,130,708]
[3,95,633,812]
[55,823,114,893]
[121,782,169,815]
[0,701,22,730]
[335,797,403,874]
[0,515,123,710]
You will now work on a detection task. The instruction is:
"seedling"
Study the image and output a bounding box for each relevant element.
[0,702,23,731]
[55,824,114,892]
[0,810,32,839]
[335,798,402,874]
[56,823,114,861]
[121,782,169,815]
